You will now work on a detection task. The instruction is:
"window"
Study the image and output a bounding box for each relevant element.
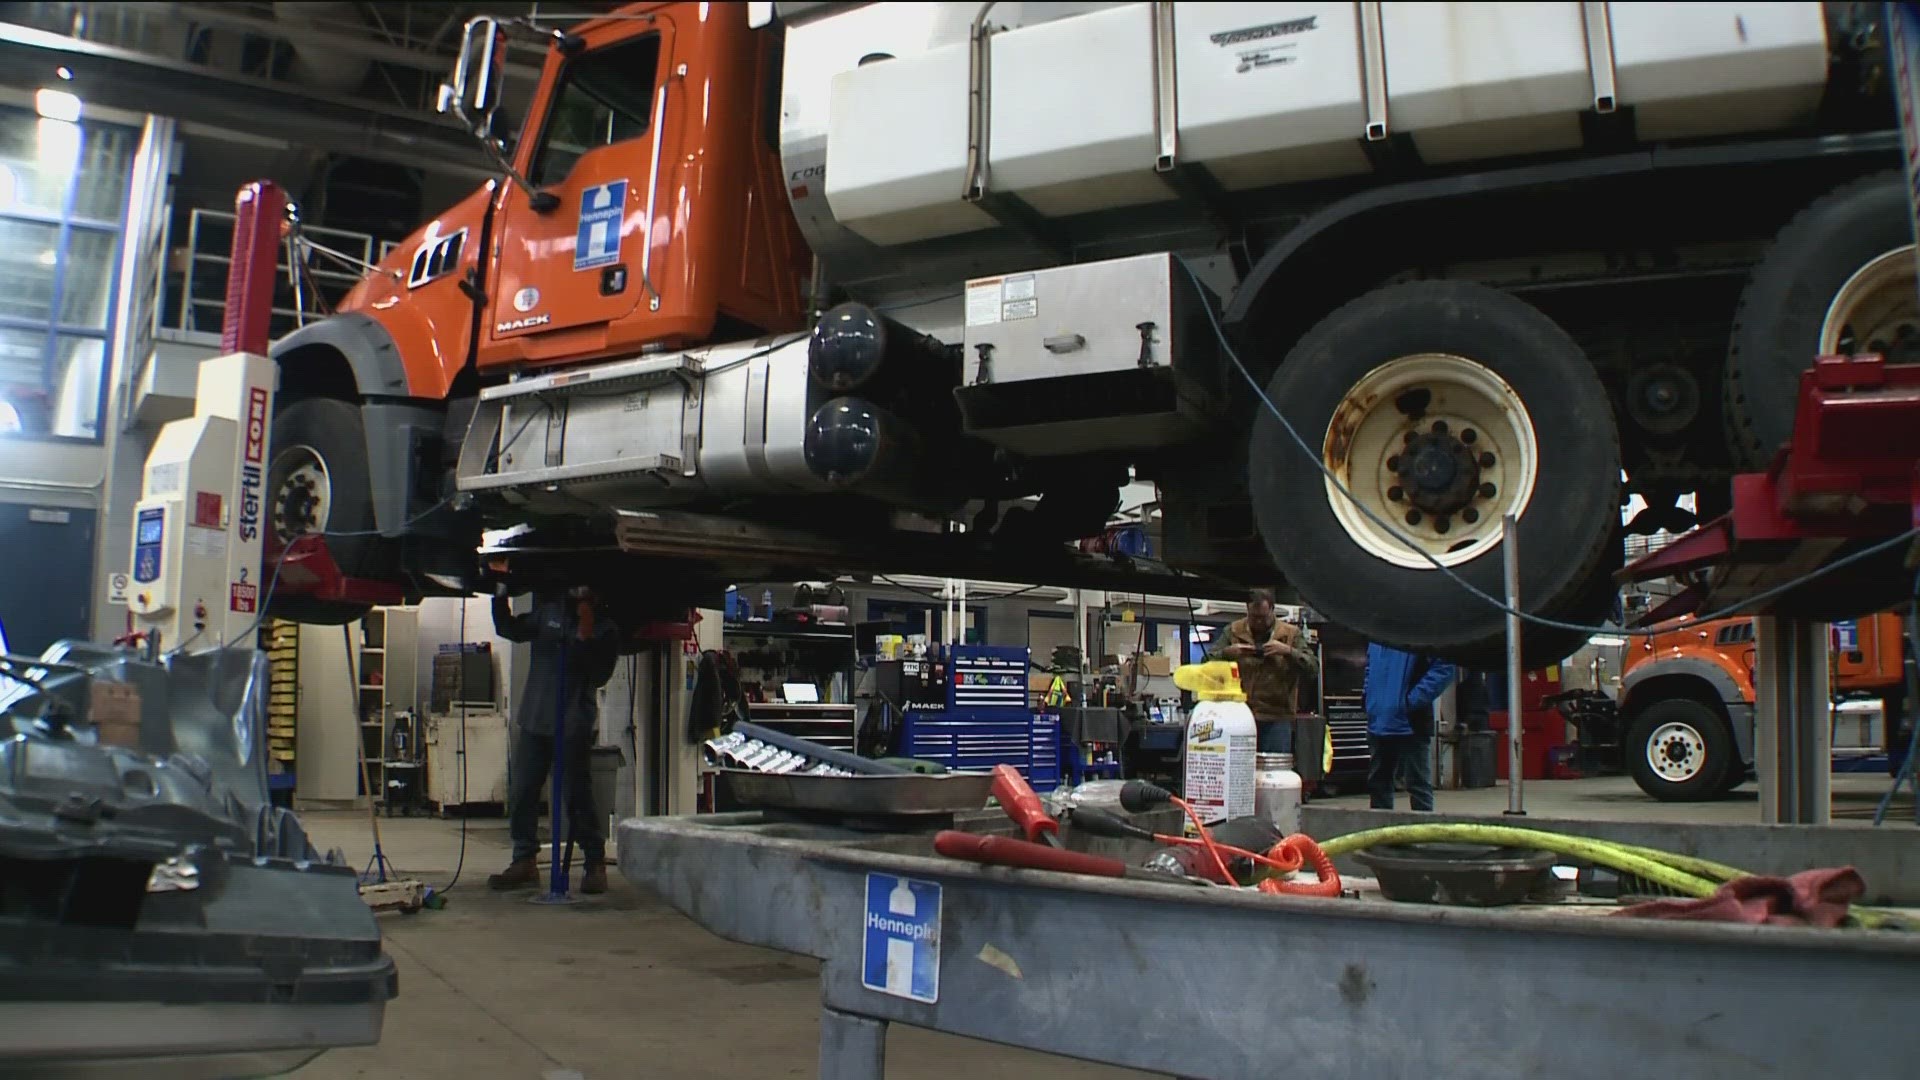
[0,105,134,442]
[529,35,663,187]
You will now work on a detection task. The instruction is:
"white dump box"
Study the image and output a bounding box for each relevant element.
[812,2,1832,246]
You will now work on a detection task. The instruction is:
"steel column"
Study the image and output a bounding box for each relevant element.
[1754,616,1831,824]
[819,1007,887,1080]
[1502,514,1525,814]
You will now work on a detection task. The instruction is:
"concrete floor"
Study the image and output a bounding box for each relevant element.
[1311,772,1919,826]
[292,810,1154,1080]
[291,773,1914,1079]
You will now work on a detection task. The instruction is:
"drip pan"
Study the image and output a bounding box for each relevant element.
[1352,843,1557,907]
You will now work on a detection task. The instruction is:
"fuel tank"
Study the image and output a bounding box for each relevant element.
[454,308,968,517]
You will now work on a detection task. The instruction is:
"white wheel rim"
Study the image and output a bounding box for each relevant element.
[1646,720,1707,783]
[1821,245,1919,360]
[270,446,333,539]
[1320,353,1540,570]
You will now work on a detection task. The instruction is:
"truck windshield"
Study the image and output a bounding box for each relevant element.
[531,34,663,187]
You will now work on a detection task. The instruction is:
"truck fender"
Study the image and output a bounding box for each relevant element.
[271,312,434,537]
[1220,132,1899,335]
[1620,659,1756,767]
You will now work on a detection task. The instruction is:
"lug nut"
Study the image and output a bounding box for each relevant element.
[1405,509,1423,526]
[1387,455,1401,472]
[1462,507,1480,524]
[1404,431,1418,445]
[1431,419,1449,435]
[1478,452,1496,469]
[1460,428,1477,444]
[1387,486,1404,502]
[1434,516,1451,534]
[1479,482,1497,499]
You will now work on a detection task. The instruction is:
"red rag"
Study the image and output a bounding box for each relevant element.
[1612,867,1865,927]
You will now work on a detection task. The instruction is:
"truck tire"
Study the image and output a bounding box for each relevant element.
[1725,172,1916,469]
[265,397,381,625]
[1626,698,1734,802]
[1249,281,1620,669]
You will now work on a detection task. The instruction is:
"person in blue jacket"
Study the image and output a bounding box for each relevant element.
[1363,643,1458,811]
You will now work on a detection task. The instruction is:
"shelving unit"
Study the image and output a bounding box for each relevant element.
[725,621,857,753]
[354,606,418,805]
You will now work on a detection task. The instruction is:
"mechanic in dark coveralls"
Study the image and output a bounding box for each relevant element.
[487,586,620,894]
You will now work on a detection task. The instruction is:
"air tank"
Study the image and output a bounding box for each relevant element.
[807,302,956,398]
[803,396,920,496]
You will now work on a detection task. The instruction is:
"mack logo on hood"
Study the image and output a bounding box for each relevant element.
[497,313,552,333]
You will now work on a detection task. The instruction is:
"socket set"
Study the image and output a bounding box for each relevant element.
[704,731,857,776]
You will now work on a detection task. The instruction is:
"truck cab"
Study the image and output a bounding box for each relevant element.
[266,4,809,619]
[1617,610,1908,801]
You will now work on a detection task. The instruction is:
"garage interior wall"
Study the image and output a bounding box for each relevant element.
[0,87,171,648]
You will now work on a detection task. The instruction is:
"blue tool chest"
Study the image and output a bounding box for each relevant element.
[901,646,1060,791]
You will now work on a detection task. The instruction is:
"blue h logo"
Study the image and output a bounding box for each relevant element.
[861,873,941,1003]
[574,179,628,271]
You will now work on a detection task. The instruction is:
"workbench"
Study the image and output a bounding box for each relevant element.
[617,811,1920,1079]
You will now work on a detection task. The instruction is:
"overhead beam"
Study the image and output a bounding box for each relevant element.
[0,20,497,181]
[167,3,547,82]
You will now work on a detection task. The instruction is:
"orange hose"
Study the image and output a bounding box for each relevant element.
[1169,797,1236,886]
[1255,834,1342,898]
[1158,833,1302,874]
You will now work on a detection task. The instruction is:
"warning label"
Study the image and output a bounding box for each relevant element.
[1186,731,1256,825]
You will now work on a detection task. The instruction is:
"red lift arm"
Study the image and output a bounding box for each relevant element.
[1622,353,1920,622]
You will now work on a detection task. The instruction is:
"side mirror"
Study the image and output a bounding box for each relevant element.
[442,15,555,212]
[446,15,505,138]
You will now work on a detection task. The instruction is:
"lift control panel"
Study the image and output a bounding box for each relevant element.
[126,352,277,651]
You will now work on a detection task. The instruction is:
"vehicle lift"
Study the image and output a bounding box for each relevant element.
[1619,353,1920,824]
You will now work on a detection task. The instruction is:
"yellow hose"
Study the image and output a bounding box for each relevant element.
[1318,823,1723,897]
[1315,822,1918,930]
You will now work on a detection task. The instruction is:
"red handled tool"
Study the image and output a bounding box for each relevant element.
[991,764,1061,847]
[933,831,1205,884]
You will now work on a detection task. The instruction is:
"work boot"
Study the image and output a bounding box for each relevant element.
[580,858,608,895]
[487,857,539,891]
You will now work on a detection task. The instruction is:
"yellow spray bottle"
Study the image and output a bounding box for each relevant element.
[1175,661,1258,827]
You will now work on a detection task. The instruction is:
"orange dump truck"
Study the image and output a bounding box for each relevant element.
[261,2,1909,670]
[1618,610,1908,800]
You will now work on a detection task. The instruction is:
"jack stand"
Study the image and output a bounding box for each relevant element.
[360,848,399,886]
[1755,617,1832,825]
[1501,514,1526,817]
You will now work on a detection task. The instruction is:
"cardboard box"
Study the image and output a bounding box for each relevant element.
[90,680,143,748]
[1139,654,1173,677]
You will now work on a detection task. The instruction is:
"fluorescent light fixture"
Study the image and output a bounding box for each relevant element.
[36,250,55,267]
[35,88,81,122]
[1587,635,1629,648]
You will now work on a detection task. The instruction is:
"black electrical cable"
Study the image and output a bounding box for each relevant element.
[1173,255,1920,639]
[436,596,471,893]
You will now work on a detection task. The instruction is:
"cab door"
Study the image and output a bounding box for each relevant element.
[481,19,674,366]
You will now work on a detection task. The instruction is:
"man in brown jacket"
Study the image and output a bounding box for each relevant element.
[1210,589,1320,763]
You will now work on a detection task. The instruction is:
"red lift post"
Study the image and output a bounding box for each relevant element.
[223,179,406,612]
[1617,2,1920,823]
[1620,355,1920,823]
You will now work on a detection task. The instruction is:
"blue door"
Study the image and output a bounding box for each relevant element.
[0,503,95,655]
